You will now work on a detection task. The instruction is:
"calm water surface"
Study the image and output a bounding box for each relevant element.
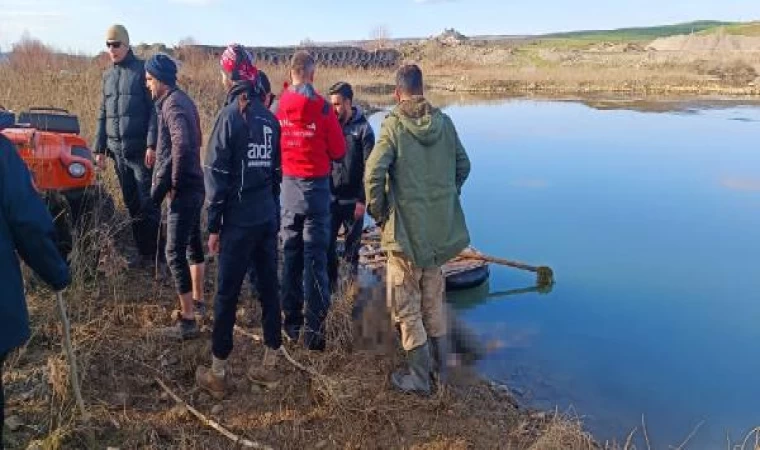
[368,98,760,448]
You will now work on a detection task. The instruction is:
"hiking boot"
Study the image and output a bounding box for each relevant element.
[391,342,432,396]
[429,335,449,384]
[195,366,226,400]
[247,347,281,389]
[159,319,200,340]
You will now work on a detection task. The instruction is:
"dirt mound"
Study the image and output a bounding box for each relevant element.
[435,28,469,46]
[648,32,760,53]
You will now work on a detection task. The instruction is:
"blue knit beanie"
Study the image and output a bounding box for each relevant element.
[145,53,177,87]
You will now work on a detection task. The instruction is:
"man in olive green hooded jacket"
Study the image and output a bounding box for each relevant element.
[364,64,471,396]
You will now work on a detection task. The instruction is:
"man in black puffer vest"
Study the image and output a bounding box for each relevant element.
[94,24,161,269]
[327,82,375,291]
[196,45,283,399]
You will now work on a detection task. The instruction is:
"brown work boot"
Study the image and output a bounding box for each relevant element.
[247,347,281,389]
[195,366,226,400]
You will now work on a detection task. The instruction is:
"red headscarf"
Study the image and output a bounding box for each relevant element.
[220,43,258,82]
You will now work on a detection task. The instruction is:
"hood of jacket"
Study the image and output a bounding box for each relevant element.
[224,80,256,107]
[391,96,444,146]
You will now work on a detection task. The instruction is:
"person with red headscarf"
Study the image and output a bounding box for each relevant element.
[196,44,284,398]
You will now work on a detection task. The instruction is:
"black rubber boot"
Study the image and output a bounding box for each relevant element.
[391,342,432,396]
[429,335,449,383]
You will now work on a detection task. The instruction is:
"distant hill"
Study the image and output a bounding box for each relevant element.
[319,21,748,48]
[541,20,735,41]
[0,53,8,63]
[700,21,760,37]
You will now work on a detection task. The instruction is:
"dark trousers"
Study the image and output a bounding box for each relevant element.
[165,195,205,295]
[280,176,331,349]
[327,201,363,289]
[113,153,161,257]
[212,221,281,358]
[246,197,280,293]
[281,209,331,348]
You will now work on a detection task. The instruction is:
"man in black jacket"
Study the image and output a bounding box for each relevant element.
[94,24,161,269]
[196,46,283,398]
[146,54,207,340]
[326,82,375,291]
[0,109,71,445]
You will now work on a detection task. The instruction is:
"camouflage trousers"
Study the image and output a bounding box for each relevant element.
[386,251,446,351]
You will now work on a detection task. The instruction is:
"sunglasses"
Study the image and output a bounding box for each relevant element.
[106,41,122,49]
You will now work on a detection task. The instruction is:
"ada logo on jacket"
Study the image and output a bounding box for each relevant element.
[247,125,273,168]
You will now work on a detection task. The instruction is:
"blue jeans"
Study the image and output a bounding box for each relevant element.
[280,176,331,349]
[213,221,281,358]
[113,153,160,257]
[165,194,204,295]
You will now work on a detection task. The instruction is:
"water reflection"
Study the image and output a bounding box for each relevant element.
[448,280,554,312]
[367,97,760,449]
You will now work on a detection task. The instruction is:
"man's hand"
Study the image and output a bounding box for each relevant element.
[354,202,366,220]
[207,233,220,256]
[95,154,106,170]
[145,148,156,168]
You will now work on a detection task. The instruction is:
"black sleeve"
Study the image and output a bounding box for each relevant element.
[203,111,235,234]
[1,139,70,291]
[94,73,108,154]
[358,122,376,204]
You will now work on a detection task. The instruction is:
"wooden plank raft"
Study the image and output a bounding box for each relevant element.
[355,228,489,287]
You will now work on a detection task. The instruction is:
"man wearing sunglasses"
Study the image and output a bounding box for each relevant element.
[94,24,162,271]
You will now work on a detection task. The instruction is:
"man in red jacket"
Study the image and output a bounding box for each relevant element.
[276,51,345,351]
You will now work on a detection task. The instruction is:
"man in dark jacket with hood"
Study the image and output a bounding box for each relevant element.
[326,81,375,291]
[146,54,207,340]
[94,24,161,268]
[196,45,283,398]
[0,108,71,444]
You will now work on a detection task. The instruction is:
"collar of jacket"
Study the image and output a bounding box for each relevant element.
[114,49,136,68]
[224,81,255,107]
[156,86,178,109]
[346,106,366,126]
[289,82,318,99]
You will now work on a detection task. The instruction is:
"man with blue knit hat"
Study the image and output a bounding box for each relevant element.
[196,45,283,398]
[146,53,207,340]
